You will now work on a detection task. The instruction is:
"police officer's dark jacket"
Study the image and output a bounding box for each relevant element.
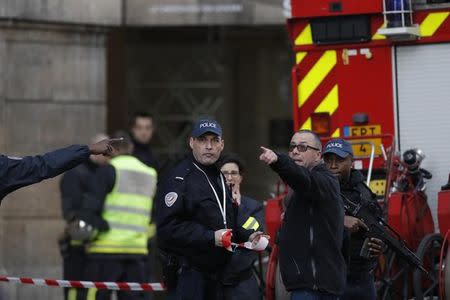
[0,145,90,201]
[156,155,255,273]
[79,163,116,232]
[271,154,346,295]
[221,196,264,285]
[342,169,380,276]
[60,160,99,221]
[132,137,160,171]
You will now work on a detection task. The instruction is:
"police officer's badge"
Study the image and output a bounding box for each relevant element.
[165,192,178,207]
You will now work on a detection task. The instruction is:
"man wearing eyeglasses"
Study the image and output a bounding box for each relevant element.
[260,130,346,300]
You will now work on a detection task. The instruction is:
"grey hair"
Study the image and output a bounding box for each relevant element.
[297,130,322,151]
[90,133,109,144]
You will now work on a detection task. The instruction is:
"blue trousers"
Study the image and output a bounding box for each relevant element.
[342,274,376,300]
[167,268,223,300]
[291,289,339,300]
[223,275,262,300]
[82,258,146,300]
[63,246,86,300]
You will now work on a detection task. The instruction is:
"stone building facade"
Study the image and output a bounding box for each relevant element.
[0,1,290,299]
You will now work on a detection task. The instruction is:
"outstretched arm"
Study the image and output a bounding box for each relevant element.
[0,138,120,200]
[259,146,312,191]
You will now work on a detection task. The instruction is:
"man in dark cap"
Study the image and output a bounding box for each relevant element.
[157,119,266,300]
[323,138,384,300]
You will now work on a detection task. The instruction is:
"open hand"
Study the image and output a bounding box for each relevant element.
[249,231,270,244]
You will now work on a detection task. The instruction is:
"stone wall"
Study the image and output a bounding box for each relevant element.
[0,1,121,25]
[0,26,107,299]
[0,0,287,26]
[126,0,288,26]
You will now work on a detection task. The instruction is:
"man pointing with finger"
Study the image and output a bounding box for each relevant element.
[260,130,346,300]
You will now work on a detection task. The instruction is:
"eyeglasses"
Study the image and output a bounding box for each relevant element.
[222,171,240,177]
[288,143,320,152]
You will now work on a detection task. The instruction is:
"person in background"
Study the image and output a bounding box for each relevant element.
[59,133,110,300]
[129,112,159,300]
[129,112,159,170]
[219,153,264,300]
[81,132,158,300]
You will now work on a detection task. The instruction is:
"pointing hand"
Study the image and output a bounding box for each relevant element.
[88,138,124,156]
[259,146,278,165]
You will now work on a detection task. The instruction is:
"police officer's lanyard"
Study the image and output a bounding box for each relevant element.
[193,162,227,229]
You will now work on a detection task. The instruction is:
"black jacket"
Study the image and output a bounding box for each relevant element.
[132,139,159,171]
[79,164,115,232]
[271,154,346,295]
[60,160,99,221]
[0,145,90,201]
[342,169,380,276]
[156,156,255,273]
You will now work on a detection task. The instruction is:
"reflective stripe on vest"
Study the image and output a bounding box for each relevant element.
[68,288,77,300]
[87,155,157,255]
[242,216,260,230]
[87,288,97,300]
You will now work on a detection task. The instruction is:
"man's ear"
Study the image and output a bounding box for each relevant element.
[189,137,194,150]
[317,151,322,160]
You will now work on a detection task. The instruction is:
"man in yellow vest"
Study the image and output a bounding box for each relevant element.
[81,132,158,300]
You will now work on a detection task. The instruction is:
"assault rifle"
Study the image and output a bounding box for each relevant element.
[341,193,428,275]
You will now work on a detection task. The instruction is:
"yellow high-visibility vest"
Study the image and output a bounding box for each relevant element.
[87,155,157,255]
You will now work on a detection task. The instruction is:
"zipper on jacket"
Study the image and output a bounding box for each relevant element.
[291,256,301,275]
[309,206,318,290]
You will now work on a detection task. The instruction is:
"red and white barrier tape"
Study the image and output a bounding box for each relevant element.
[0,276,166,291]
[221,230,269,252]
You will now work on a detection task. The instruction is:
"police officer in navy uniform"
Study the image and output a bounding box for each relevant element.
[323,139,384,300]
[219,153,264,300]
[0,138,117,201]
[156,119,267,300]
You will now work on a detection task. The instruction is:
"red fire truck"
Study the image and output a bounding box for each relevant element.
[265,0,450,299]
